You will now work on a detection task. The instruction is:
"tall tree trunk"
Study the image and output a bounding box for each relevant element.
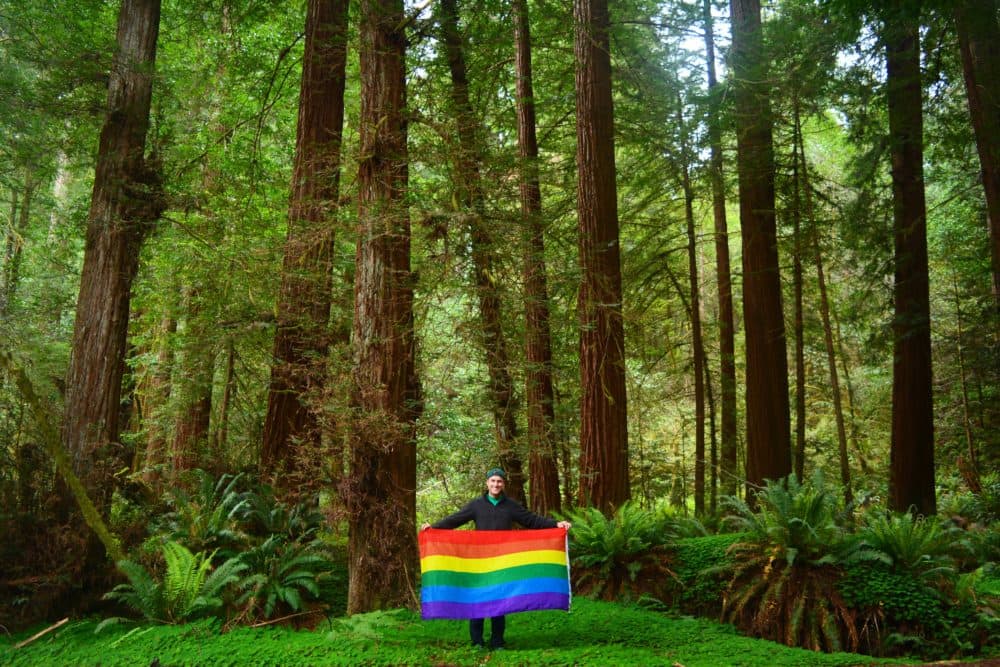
[261,0,349,477]
[62,0,163,518]
[705,355,718,514]
[678,99,706,516]
[213,335,237,469]
[730,0,791,496]
[574,0,629,513]
[833,306,871,474]
[438,0,524,501]
[141,314,175,489]
[1,174,34,319]
[955,0,1000,313]
[171,289,214,476]
[883,4,936,515]
[798,119,852,504]
[791,105,807,483]
[951,273,979,476]
[703,0,738,499]
[346,0,421,613]
[513,0,560,515]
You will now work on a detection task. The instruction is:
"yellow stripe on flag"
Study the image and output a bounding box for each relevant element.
[421,549,567,574]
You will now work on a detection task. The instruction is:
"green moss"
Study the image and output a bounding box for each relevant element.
[669,532,742,615]
[0,598,890,666]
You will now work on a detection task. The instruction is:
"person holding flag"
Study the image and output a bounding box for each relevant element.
[421,467,571,650]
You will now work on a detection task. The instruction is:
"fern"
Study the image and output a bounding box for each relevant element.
[565,501,676,600]
[716,473,860,652]
[859,512,961,583]
[102,541,246,627]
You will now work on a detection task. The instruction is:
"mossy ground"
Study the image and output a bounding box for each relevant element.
[1,597,896,666]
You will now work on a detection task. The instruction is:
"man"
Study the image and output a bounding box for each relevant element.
[422,467,571,650]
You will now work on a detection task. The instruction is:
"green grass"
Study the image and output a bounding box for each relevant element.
[1,598,893,666]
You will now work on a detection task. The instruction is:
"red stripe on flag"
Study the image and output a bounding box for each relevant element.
[419,527,566,559]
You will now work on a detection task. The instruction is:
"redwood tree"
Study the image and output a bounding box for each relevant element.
[345,0,421,613]
[730,0,791,494]
[513,0,560,515]
[438,0,524,501]
[575,0,629,513]
[954,0,1000,312]
[883,3,936,515]
[62,0,163,516]
[261,0,349,478]
[703,0,738,499]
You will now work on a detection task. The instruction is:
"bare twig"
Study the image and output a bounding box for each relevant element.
[14,617,69,649]
[247,608,327,628]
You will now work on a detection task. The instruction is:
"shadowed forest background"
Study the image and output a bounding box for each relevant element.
[1,0,998,663]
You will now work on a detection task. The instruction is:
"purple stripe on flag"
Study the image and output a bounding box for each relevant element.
[421,591,570,620]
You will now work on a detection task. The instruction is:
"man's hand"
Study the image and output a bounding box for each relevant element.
[421,522,431,530]
[556,521,572,530]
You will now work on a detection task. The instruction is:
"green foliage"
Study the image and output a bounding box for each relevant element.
[102,541,247,626]
[237,535,334,620]
[669,533,743,615]
[2,598,891,666]
[716,475,867,652]
[858,512,961,582]
[154,471,250,558]
[565,501,676,601]
[839,559,999,659]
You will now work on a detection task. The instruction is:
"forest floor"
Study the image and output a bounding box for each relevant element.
[4,597,989,667]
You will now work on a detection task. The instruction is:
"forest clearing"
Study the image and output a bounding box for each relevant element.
[1,0,998,665]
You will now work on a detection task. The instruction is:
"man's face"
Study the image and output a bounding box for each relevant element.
[487,475,505,497]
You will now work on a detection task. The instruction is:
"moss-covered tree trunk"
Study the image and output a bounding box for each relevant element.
[261,0,349,479]
[62,0,163,522]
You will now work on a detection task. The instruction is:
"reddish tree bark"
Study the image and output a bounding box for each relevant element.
[346,0,421,613]
[438,0,524,502]
[513,0,560,515]
[62,0,163,514]
[261,0,349,477]
[677,99,706,516]
[791,104,807,483]
[171,289,214,476]
[955,0,1000,312]
[703,0,738,500]
[730,0,791,496]
[574,0,629,513]
[883,5,936,515]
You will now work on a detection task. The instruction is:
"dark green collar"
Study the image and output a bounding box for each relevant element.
[487,493,504,506]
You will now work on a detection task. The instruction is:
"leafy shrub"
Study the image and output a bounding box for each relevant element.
[858,512,961,582]
[669,533,742,616]
[153,471,249,558]
[236,534,334,621]
[565,501,676,601]
[239,485,326,542]
[716,474,870,652]
[101,541,247,627]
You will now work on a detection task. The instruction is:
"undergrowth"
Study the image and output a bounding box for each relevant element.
[0,597,890,666]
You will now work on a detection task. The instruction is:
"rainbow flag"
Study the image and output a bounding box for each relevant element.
[419,527,571,619]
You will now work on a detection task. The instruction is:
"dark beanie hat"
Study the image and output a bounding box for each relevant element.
[485,467,507,480]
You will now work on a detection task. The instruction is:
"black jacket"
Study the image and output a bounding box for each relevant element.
[432,493,557,531]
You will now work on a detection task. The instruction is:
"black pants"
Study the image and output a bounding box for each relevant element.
[469,615,505,648]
